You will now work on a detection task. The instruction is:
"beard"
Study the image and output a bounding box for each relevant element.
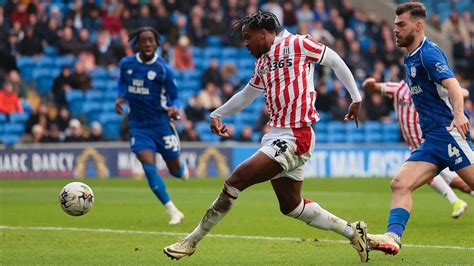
[395,29,415,48]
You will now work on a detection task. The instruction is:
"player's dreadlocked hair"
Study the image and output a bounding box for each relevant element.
[128,26,160,53]
[231,11,281,38]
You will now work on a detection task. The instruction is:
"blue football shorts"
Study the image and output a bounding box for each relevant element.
[129,123,181,160]
[407,127,474,172]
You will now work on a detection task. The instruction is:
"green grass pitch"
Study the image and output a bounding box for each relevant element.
[1,178,473,265]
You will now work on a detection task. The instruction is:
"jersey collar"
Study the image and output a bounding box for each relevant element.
[408,36,427,57]
[274,29,291,44]
[135,53,158,64]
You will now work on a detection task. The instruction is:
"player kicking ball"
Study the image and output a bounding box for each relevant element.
[116,27,189,225]
[367,2,474,256]
[164,11,370,262]
[363,78,472,218]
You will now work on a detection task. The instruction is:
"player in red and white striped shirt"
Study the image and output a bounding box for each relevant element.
[363,78,473,218]
[164,12,369,262]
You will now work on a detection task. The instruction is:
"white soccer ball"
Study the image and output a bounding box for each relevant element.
[59,182,95,216]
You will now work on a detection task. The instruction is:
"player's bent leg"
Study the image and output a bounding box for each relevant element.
[164,152,283,260]
[455,164,474,189]
[165,158,189,181]
[369,161,437,255]
[271,177,369,262]
[137,151,184,225]
[450,176,474,194]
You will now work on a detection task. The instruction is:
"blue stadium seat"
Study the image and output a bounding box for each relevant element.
[237,58,255,69]
[200,132,220,142]
[346,123,365,143]
[106,81,117,91]
[83,102,103,122]
[191,47,203,58]
[1,134,21,145]
[4,123,25,134]
[35,76,54,97]
[327,121,346,142]
[221,47,239,58]
[102,102,116,113]
[317,132,328,143]
[382,122,401,142]
[85,90,103,102]
[32,68,51,79]
[43,46,58,56]
[251,132,262,142]
[54,56,76,68]
[66,90,84,117]
[327,132,346,142]
[364,121,382,135]
[206,35,222,47]
[0,113,7,123]
[91,68,109,79]
[36,56,55,68]
[99,112,123,124]
[195,121,209,135]
[9,112,29,123]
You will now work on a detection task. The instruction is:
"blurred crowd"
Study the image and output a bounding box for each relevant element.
[0,0,473,143]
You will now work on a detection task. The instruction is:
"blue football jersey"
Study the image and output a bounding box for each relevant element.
[117,53,180,128]
[404,37,467,133]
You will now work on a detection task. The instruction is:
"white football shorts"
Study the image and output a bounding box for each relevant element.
[258,126,315,181]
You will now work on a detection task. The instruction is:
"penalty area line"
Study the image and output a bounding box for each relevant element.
[1,225,473,251]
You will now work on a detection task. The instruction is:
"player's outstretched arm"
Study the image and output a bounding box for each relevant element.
[320,47,362,127]
[444,77,470,139]
[362,78,383,94]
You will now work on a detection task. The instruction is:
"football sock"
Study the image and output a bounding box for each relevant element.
[187,182,240,244]
[143,164,170,205]
[429,175,459,204]
[287,199,354,239]
[164,201,179,214]
[169,161,186,178]
[387,208,410,239]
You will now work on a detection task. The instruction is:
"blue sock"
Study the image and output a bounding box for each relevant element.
[143,164,170,205]
[387,208,411,238]
[169,161,185,178]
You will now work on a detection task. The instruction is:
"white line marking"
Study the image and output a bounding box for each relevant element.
[1,225,473,251]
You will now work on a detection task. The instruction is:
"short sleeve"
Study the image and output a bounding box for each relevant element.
[421,46,454,84]
[301,35,327,63]
[249,61,264,90]
[382,81,405,97]
[117,58,128,98]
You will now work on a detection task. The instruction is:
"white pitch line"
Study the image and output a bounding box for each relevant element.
[1,225,473,251]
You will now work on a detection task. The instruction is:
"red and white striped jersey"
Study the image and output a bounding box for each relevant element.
[382,80,423,149]
[249,30,326,128]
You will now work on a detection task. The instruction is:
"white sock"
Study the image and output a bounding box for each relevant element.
[470,191,474,197]
[165,201,179,214]
[429,175,459,204]
[187,183,240,244]
[287,199,354,239]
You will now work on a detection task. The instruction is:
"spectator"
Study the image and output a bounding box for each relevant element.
[26,103,51,134]
[330,97,349,121]
[76,28,94,53]
[314,81,332,112]
[44,123,62,143]
[10,3,29,26]
[310,20,335,45]
[23,124,47,144]
[57,26,78,55]
[221,63,240,89]
[202,58,223,87]
[42,18,60,47]
[70,62,92,91]
[179,120,201,142]
[185,94,207,123]
[52,66,73,108]
[93,30,120,68]
[54,107,71,132]
[197,82,222,112]
[296,2,314,25]
[204,0,227,36]
[0,81,23,115]
[8,70,27,99]
[101,5,123,36]
[65,0,84,31]
[221,82,235,103]
[155,4,173,36]
[188,9,207,47]
[87,121,103,142]
[237,125,253,142]
[18,26,43,56]
[64,118,84,142]
[173,36,194,70]
[365,93,390,122]
[261,0,283,26]
[282,1,297,27]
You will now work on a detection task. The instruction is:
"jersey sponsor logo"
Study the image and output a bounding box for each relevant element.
[435,62,449,73]
[147,70,156,80]
[127,69,133,75]
[409,85,422,95]
[128,79,150,95]
[410,66,416,78]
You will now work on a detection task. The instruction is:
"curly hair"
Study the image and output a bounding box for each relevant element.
[128,26,160,53]
[231,11,281,39]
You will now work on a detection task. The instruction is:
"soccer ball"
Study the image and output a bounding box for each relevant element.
[59,182,95,216]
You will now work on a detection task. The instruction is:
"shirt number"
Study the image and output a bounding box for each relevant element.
[163,135,179,152]
[448,143,460,158]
